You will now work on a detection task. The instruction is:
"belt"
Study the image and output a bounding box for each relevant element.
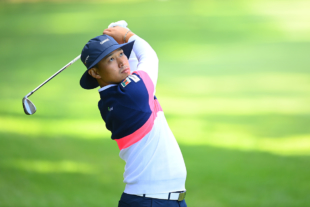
[134,191,186,201]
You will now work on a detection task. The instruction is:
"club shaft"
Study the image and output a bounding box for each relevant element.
[26,55,81,98]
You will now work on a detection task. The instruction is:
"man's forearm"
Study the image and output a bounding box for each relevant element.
[128,35,159,88]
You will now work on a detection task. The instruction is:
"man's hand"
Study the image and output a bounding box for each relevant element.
[103,26,134,44]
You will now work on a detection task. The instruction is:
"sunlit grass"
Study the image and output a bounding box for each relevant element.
[161,96,310,115]
[0,116,109,138]
[5,159,97,174]
[170,73,310,95]
[251,0,310,41]
[172,119,310,156]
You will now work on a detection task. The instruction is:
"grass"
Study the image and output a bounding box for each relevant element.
[0,0,310,206]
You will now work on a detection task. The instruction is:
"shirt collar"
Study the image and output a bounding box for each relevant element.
[98,84,117,92]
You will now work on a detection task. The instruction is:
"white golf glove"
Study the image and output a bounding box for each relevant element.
[108,20,129,30]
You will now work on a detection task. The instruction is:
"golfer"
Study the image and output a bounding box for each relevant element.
[80,21,187,207]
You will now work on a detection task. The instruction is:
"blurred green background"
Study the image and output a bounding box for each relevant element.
[1,0,310,206]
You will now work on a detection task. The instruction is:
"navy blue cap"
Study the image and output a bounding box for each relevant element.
[80,34,134,89]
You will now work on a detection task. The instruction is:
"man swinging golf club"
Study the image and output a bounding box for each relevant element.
[80,21,187,207]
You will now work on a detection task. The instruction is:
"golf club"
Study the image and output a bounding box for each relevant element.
[22,55,81,115]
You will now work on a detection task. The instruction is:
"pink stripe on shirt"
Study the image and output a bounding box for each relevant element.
[115,71,162,150]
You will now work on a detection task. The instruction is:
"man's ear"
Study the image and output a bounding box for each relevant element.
[88,68,101,79]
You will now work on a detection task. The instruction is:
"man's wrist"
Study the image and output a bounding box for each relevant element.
[125,31,135,43]
[123,30,130,43]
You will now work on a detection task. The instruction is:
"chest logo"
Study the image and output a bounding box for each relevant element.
[128,75,140,83]
[108,107,113,111]
[121,77,131,88]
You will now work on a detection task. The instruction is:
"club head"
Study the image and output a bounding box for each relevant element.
[22,97,37,115]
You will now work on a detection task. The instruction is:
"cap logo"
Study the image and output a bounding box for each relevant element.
[100,38,109,45]
[84,55,89,64]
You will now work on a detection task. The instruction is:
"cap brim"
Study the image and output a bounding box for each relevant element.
[80,40,135,90]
